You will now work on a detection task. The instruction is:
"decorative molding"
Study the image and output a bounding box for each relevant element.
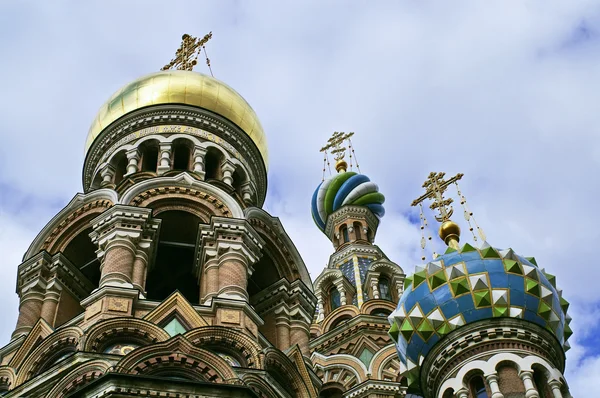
[83,105,267,206]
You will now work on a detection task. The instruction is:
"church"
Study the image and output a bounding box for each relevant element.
[0,34,573,398]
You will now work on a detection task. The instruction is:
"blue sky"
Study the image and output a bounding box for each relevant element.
[0,1,599,393]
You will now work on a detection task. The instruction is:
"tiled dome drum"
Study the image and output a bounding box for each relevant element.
[388,242,572,369]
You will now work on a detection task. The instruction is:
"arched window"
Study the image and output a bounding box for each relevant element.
[341,225,349,243]
[379,276,392,301]
[204,148,224,180]
[353,222,362,240]
[146,211,201,304]
[172,139,192,171]
[232,167,247,199]
[533,366,553,398]
[330,287,341,311]
[112,151,128,185]
[470,376,489,398]
[139,140,159,173]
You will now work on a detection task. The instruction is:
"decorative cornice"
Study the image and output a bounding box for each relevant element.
[345,379,402,398]
[83,104,267,206]
[324,205,380,241]
[328,243,383,267]
[196,217,265,274]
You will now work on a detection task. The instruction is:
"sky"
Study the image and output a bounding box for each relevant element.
[0,0,599,394]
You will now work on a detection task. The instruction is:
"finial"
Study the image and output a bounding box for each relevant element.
[320,131,354,174]
[411,172,464,250]
[162,32,213,74]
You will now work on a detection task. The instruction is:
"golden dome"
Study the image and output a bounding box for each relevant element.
[85,70,268,167]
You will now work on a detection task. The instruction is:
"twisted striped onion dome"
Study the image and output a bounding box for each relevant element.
[311,171,385,232]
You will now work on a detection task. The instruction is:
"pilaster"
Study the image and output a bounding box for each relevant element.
[197,217,264,303]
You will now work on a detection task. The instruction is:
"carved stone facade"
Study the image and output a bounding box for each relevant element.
[0,71,322,397]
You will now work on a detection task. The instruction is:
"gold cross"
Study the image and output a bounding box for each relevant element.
[161,32,213,71]
[411,172,464,222]
[320,131,354,162]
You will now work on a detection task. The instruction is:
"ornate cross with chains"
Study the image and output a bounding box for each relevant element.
[411,172,464,222]
[161,32,213,71]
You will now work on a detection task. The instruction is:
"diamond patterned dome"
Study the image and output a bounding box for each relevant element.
[388,241,571,376]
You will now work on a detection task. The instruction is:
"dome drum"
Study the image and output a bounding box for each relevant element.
[83,71,268,206]
[84,104,267,206]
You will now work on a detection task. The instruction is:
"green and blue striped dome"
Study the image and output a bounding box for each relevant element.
[311,172,385,232]
[388,242,571,388]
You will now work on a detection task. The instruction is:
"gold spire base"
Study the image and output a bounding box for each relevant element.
[439,220,461,250]
[335,160,348,173]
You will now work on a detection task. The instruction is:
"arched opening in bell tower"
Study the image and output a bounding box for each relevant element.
[146,210,201,304]
[63,227,100,287]
[172,139,192,171]
[111,151,128,185]
[204,147,224,180]
[139,140,159,173]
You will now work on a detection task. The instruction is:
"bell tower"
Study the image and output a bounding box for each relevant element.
[0,34,320,398]
[310,132,406,397]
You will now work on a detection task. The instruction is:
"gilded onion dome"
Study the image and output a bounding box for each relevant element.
[389,241,572,385]
[85,70,268,167]
[311,171,385,232]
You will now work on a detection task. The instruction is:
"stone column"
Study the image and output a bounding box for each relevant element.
[548,380,563,398]
[90,206,159,290]
[100,164,116,188]
[13,289,44,337]
[240,182,253,204]
[290,322,310,356]
[131,252,148,293]
[371,280,380,299]
[316,296,325,322]
[192,146,207,179]
[334,282,347,306]
[157,142,172,175]
[124,148,140,176]
[275,315,291,350]
[198,218,264,304]
[218,251,250,300]
[520,370,540,398]
[202,257,220,304]
[221,162,235,186]
[485,373,505,398]
[456,389,469,398]
[39,283,61,326]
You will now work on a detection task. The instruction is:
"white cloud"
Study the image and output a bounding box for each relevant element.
[0,1,598,395]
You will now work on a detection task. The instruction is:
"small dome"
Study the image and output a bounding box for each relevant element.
[311,172,385,232]
[389,242,571,370]
[85,70,268,167]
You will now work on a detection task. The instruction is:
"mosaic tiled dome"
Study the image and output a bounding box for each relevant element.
[311,172,385,232]
[388,241,571,374]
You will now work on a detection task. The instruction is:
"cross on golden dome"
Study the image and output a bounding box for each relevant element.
[161,32,213,73]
